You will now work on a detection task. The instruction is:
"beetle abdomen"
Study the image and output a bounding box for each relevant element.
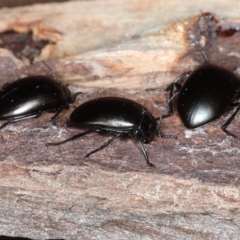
[177,64,240,128]
[67,97,144,131]
[0,76,70,119]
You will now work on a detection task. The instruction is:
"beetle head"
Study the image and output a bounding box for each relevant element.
[135,111,156,144]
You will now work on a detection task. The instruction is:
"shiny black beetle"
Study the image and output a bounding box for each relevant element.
[0,73,80,129]
[46,97,158,167]
[158,46,240,137]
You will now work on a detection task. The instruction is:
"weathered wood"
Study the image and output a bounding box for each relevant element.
[0,1,240,239]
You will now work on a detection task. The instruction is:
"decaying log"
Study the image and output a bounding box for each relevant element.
[0,1,240,239]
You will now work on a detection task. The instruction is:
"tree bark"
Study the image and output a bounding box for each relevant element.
[0,1,240,239]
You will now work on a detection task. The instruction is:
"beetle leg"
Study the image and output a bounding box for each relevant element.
[46,129,94,146]
[156,92,179,138]
[166,72,188,116]
[155,82,182,135]
[85,133,121,158]
[0,121,10,129]
[221,103,240,137]
[138,140,155,167]
[155,116,178,138]
[155,73,188,138]
[49,108,64,125]
[166,72,189,88]
[166,82,180,116]
[41,61,57,81]
[193,41,210,64]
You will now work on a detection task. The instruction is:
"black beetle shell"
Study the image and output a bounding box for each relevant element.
[0,76,71,120]
[67,97,157,143]
[177,64,240,128]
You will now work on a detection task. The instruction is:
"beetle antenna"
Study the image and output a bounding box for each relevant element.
[157,92,179,138]
[64,83,82,103]
[42,61,58,81]
[193,41,209,64]
[138,140,155,167]
[146,87,165,92]
[199,47,209,64]
[72,91,83,103]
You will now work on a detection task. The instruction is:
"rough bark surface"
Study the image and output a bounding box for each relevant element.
[0,1,240,240]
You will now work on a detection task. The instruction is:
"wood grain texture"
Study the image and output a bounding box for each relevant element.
[0,1,240,239]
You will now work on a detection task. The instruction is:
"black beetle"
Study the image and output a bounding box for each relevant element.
[46,96,158,167]
[0,64,81,129]
[158,46,240,137]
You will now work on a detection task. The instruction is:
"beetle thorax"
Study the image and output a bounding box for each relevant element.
[177,64,240,128]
